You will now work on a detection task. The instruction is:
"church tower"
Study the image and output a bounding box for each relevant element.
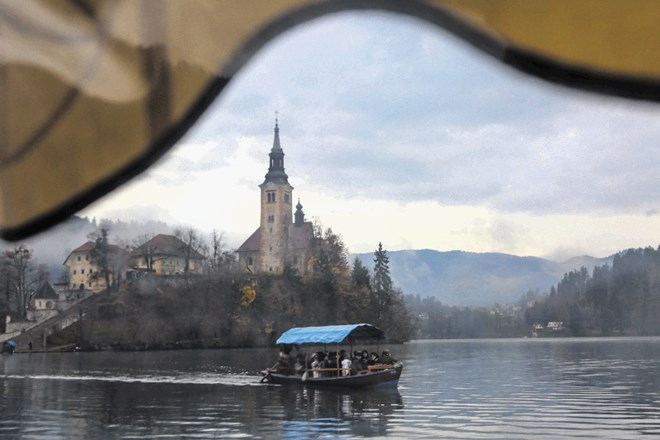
[257,120,294,273]
[236,120,316,277]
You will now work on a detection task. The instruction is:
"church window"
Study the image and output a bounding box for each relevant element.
[284,193,290,203]
[73,270,77,275]
[268,214,274,223]
[266,191,276,203]
[247,257,253,265]
[86,255,89,261]
[81,269,85,274]
[77,256,81,261]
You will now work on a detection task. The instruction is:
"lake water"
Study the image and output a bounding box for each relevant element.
[1,338,659,439]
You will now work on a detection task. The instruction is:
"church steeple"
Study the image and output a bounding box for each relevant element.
[264,119,288,184]
[294,198,305,225]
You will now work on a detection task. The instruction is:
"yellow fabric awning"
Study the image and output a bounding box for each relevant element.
[2,0,660,239]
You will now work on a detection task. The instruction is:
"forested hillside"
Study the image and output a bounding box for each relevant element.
[525,246,660,336]
[62,234,414,349]
[403,246,660,339]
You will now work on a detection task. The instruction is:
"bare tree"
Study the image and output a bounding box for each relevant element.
[175,227,207,283]
[5,246,35,320]
[132,233,157,271]
[210,230,224,272]
[88,227,128,291]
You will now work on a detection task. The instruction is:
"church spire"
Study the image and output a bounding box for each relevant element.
[294,197,305,225]
[263,118,288,184]
[272,117,282,152]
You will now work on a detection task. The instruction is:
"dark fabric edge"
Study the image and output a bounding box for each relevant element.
[4,0,660,240]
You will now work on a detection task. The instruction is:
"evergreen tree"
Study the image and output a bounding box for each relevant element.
[351,257,370,289]
[372,242,393,326]
[346,257,372,323]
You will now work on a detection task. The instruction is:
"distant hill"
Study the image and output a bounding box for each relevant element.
[354,249,611,306]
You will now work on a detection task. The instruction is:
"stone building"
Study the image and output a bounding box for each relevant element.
[63,241,128,292]
[236,122,316,276]
[129,234,205,276]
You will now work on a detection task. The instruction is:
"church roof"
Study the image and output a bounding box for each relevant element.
[237,228,261,252]
[34,283,58,300]
[236,223,314,254]
[263,121,289,185]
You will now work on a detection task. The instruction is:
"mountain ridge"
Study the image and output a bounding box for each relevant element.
[353,249,612,306]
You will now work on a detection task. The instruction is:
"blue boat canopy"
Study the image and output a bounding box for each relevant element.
[276,324,385,345]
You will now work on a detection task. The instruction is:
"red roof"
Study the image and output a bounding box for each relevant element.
[64,241,127,265]
[237,228,261,252]
[131,234,205,260]
[71,241,96,253]
[237,222,314,253]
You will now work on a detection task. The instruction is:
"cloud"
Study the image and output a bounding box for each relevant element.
[180,11,660,219]
[81,11,660,258]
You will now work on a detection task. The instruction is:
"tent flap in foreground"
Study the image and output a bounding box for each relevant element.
[4,0,660,240]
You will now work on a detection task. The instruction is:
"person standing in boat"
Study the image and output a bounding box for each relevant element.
[310,353,321,378]
[340,350,352,376]
[277,345,294,375]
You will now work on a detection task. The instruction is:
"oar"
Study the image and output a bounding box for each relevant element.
[260,362,278,383]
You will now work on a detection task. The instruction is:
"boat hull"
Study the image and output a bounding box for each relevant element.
[262,364,403,388]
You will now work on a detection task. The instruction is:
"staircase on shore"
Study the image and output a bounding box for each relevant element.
[3,288,113,351]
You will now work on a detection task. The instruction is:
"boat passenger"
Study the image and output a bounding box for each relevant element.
[352,351,367,373]
[368,352,380,366]
[294,351,306,375]
[340,350,352,376]
[361,349,369,360]
[380,349,396,365]
[310,353,321,378]
[277,345,295,375]
[324,351,338,377]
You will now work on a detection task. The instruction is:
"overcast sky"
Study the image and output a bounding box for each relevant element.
[82,11,660,260]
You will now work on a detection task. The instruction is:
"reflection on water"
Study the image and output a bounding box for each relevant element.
[266,386,403,438]
[1,338,660,438]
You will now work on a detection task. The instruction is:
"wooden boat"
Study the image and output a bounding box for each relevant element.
[261,323,403,388]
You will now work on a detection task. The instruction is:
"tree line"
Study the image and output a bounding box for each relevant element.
[1,219,414,347]
[405,245,660,339]
[524,246,660,336]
